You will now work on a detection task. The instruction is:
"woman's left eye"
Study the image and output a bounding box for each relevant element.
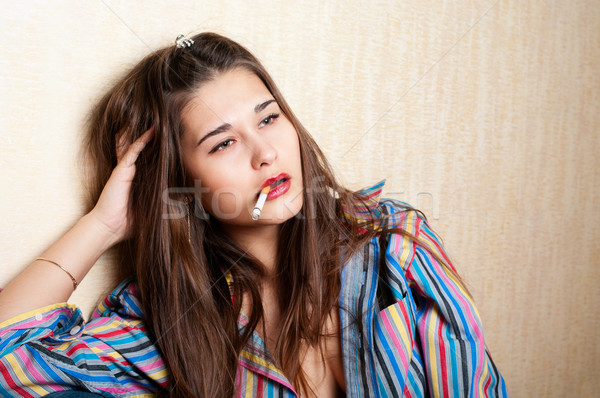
[209,139,235,153]
[258,113,280,128]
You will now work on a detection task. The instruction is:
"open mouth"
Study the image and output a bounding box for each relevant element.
[257,173,291,198]
[270,176,288,189]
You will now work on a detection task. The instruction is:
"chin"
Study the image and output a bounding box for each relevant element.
[262,200,303,224]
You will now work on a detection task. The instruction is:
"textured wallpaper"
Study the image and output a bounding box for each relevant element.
[1,1,598,396]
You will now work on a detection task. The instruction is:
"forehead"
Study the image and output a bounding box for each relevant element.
[181,68,271,130]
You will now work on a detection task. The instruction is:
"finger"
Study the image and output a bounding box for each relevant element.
[115,130,129,162]
[121,127,155,167]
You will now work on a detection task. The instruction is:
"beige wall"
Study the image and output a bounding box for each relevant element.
[1,1,598,396]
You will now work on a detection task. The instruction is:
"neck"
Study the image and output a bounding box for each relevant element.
[221,223,281,279]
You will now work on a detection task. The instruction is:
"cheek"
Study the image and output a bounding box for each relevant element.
[279,124,300,160]
[289,134,303,177]
[195,169,249,219]
[203,190,246,219]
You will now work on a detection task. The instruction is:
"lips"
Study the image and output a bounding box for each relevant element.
[260,173,289,191]
[259,173,291,200]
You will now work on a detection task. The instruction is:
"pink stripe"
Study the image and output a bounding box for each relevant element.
[437,317,449,398]
[424,249,486,381]
[413,218,485,380]
[411,266,431,353]
[15,349,46,385]
[92,341,112,351]
[97,386,145,394]
[397,299,414,345]
[236,364,243,398]
[393,234,402,255]
[238,360,294,391]
[419,227,454,270]
[87,317,113,328]
[15,309,76,330]
[0,356,35,398]
[380,310,409,371]
[14,319,51,330]
[136,358,165,373]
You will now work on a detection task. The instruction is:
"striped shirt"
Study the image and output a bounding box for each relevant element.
[0,182,508,397]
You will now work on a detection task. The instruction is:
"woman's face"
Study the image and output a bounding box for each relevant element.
[180,68,304,230]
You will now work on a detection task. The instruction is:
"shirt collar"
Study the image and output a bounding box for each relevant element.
[341,179,386,224]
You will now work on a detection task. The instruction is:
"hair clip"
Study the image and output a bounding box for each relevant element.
[175,34,194,49]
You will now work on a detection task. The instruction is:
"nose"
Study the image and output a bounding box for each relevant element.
[249,135,277,169]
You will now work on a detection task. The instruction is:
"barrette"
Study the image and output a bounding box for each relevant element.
[175,34,194,49]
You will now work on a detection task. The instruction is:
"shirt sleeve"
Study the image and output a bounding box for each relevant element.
[0,280,168,397]
[385,205,509,397]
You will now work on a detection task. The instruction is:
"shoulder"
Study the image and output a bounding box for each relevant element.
[377,197,426,235]
[347,181,439,261]
[348,180,424,231]
[375,198,451,276]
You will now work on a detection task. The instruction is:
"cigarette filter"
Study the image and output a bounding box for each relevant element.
[251,185,270,220]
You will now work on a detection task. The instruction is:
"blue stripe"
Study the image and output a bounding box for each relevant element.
[70,350,104,365]
[413,247,478,393]
[128,348,159,363]
[59,366,116,383]
[29,347,74,384]
[419,221,443,247]
[340,261,362,397]
[405,361,420,397]
[500,371,509,397]
[374,316,405,392]
[267,374,274,396]
[414,247,477,344]
[364,239,380,394]
[94,334,141,347]
[445,319,460,394]
[0,328,28,353]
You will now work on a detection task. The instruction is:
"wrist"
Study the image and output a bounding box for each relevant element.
[80,211,122,253]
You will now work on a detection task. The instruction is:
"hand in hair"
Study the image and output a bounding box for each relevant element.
[89,127,154,245]
[0,127,154,323]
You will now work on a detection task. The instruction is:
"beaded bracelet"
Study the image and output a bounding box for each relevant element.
[36,257,78,290]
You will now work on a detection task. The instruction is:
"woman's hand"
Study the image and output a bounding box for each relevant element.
[0,128,154,320]
[88,127,154,246]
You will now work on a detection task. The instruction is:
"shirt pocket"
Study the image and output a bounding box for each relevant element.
[372,295,416,391]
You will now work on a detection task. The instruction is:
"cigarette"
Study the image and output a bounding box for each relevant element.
[251,185,270,220]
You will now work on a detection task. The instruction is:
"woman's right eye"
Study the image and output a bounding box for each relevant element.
[209,139,235,154]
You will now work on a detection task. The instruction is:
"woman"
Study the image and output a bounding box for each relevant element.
[0,32,508,397]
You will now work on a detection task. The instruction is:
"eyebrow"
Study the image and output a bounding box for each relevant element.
[197,98,277,146]
[254,99,276,113]
[197,123,232,146]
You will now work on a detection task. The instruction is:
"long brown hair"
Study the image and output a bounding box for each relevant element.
[84,32,468,397]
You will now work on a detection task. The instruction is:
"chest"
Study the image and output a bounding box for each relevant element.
[241,292,346,397]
